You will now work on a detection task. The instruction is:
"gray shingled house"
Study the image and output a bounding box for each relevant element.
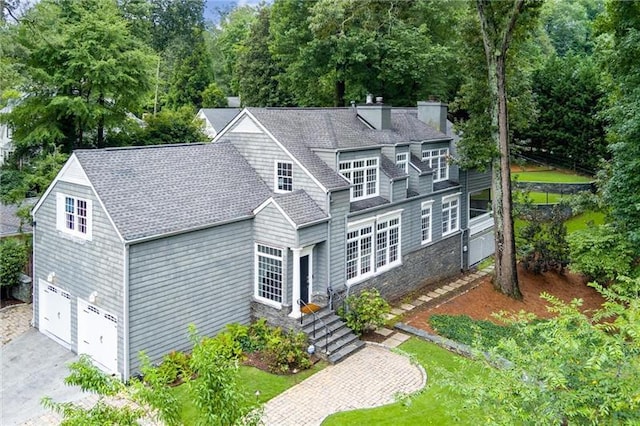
[32,101,494,379]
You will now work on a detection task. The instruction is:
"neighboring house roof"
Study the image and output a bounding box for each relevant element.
[199,108,241,133]
[0,199,35,237]
[74,143,270,241]
[227,97,241,108]
[272,190,328,227]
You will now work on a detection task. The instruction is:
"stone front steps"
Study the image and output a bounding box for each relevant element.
[300,306,364,364]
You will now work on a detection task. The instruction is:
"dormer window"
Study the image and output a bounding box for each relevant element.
[275,161,293,192]
[339,158,378,201]
[396,153,408,174]
[422,148,449,182]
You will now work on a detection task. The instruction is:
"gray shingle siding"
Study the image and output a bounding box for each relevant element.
[33,181,125,372]
[127,219,253,371]
[222,130,328,211]
[254,202,296,248]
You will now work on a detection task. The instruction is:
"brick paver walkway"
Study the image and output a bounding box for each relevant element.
[1,303,32,345]
[262,344,425,426]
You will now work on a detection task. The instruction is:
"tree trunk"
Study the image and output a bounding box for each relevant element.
[477,0,524,299]
[97,95,105,148]
[335,80,345,107]
[493,54,521,299]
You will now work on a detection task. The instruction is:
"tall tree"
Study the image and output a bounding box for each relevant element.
[237,6,292,106]
[4,0,155,154]
[476,0,540,299]
[526,54,607,172]
[598,0,640,246]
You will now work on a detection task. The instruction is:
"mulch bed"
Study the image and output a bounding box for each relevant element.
[405,264,605,335]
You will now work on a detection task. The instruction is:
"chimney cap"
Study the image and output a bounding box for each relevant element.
[375,96,383,104]
[365,93,373,105]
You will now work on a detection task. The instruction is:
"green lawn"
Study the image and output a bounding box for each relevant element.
[322,338,489,425]
[565,211,605,233]
[174,362,326,423]
[512,170,592,183]
[526,191,566,204]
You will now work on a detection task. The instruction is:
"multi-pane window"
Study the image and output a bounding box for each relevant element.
[275,161,293,192]
[421,201,433,243]
[376,217,400,269]
[346,225,373,281]
[58,193,91,239]
[256,244,283,304]
[442,195,460,236]
[422,148,449,182]
[395,153,408,174]
[339,158,378,201]
[346,212,401,284]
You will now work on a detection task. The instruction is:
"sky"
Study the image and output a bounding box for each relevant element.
[204,0,264,24]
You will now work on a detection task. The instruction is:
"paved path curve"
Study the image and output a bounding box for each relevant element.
[262,344,425,426]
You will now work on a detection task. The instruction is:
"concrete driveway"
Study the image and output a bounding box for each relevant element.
[1,328,84,425]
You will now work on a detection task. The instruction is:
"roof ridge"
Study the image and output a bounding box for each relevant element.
[75,143,208,153]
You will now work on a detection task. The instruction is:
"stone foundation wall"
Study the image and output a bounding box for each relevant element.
[250,301,301,331]
[349,234,462,302]
[514,181,595,195]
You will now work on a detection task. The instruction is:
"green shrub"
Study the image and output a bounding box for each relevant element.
[0,238,28,289]
[264,328,311,374]
[156,351,192,385]
[516,201,570,274]
[199,332,244,362]
[428,314,520,349]
[567,224,634,283]
[247,318,271,352]
[339,288,390,336]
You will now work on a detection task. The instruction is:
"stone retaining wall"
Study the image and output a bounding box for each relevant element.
[514,181,595,195]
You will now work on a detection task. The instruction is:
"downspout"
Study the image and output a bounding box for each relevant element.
[461,169,469,272]
[123,244,130,381]
[326,192,331,301]
[31,221,36,327]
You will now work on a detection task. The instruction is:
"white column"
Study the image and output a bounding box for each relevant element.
[289,247,302,318]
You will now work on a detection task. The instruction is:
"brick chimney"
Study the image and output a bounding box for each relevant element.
[417,101,448,134]
[357,95,391,130]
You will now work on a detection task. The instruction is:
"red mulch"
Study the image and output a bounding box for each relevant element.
[406,264,606,334]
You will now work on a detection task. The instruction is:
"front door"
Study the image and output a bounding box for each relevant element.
[300,255,310,304]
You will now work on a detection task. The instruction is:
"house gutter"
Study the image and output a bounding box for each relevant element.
[31,220,36,327]
[347,185,462,219]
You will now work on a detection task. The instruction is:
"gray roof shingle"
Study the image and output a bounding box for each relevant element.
[200,108,241,133]
[380,155,407,181]
[246,108,447,192]
[272,190,328,227]
[75,143,270,241]
[410,154,433,176]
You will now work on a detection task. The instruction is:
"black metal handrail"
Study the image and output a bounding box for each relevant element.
[297,299,333,355]
[327,285,346,313]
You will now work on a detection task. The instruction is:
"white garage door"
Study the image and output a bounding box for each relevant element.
[38,280,71,345]
[77,298,118,374]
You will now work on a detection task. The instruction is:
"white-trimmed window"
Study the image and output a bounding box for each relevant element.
[275,161,293,192]
[421,200,434,244]
[346,211,402,284]
[422,148,449,182]
[442,195,460,236]
[346,224,373,281]
[395,152,408,174]
[339,158,378,201]
[56,193,92,240]
[376,216,400,269]
[255,244,283,305]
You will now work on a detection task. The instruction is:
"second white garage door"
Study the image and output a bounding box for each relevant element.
[77,298,118,374]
